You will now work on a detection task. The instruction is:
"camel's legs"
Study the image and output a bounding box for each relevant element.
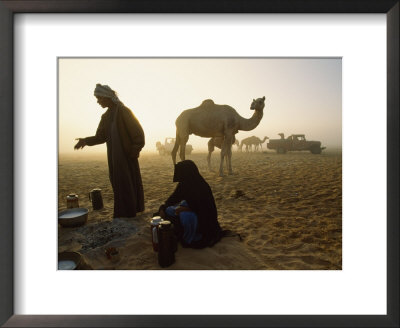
[220,134,234,176]
[207,152,213,171]
[207,139,214,171]
[226,137,233,175]
[219,145,226,177]
[171,136,180,164]
[179,135,189,161]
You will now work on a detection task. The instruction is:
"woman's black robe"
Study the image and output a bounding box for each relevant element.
[85,104,145,218]
[160,160,222,248]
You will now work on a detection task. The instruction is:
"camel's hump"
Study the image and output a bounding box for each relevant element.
[197,100,235,112]
[200,99,215,107]
[176,101,237,123]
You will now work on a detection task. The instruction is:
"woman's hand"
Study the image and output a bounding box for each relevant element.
[74,138,86,150]
[175,206,190,215]
[159,208,166,219]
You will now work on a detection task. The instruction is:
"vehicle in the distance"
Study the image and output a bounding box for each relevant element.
[267,133,326,154]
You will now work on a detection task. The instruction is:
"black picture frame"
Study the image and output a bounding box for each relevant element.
[0,1,398,327]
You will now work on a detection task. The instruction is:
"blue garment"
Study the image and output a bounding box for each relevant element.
[165,200,202,244]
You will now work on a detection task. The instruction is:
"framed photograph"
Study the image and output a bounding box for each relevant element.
[1,1,398,327]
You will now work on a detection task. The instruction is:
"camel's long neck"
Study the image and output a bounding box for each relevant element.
[238,110,263,131]
[262,137,268,143]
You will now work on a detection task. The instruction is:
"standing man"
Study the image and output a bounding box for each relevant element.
[74,84,145,218]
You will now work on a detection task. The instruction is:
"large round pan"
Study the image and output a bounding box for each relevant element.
[58,208,88,228]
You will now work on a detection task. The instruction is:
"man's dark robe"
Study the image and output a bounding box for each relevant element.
[159,160,222,248]
[85,104,145,218]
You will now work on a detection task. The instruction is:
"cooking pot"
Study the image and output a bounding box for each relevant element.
[58,208,88,228]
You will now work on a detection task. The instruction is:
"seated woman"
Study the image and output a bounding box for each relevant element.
[156,160,222,249]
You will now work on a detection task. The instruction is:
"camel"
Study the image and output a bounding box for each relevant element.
[207,136,239,171]
[172,96,266,176]
[240,136,269,152]
[255,136,269,151]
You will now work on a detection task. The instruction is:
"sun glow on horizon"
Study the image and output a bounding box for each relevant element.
[59,58,341,155]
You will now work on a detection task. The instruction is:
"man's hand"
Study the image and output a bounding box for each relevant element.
[74,138,86,150]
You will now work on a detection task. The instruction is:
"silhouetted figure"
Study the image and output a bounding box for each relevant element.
[156,160,222,248]
[74,84,145,218]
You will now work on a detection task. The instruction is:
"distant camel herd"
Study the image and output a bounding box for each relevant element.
[239,136,269,152]
[157,133,268,173]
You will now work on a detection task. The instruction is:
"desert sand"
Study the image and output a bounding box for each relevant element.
[58,150,342,270]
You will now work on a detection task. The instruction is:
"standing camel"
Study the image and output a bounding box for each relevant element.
[207,136,239,171]
[254,136,269,151]
[240,136,268,152]
[257,136,269,151]
[172,97,266,176]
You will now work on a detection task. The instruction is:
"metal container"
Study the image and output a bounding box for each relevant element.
[58,208,88,228]
[150,216,163,252]
[157,221,175,268]
[58,251,82,270]
[66,194,79,208]
[89,188,103,210]
[58,251,92,270]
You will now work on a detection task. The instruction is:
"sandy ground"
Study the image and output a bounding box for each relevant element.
[58,150,342,270]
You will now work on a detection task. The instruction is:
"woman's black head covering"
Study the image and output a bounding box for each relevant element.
[173,160,202,183]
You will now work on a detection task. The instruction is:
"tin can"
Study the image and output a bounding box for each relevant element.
[66,194,79,208]
[150,216,163,252]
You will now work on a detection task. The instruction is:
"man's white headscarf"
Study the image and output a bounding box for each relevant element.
[94,84,121,104]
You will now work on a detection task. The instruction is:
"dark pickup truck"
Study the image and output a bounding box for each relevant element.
[267,133,326,154]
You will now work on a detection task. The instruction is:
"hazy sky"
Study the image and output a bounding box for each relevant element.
[58,58,341,154]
